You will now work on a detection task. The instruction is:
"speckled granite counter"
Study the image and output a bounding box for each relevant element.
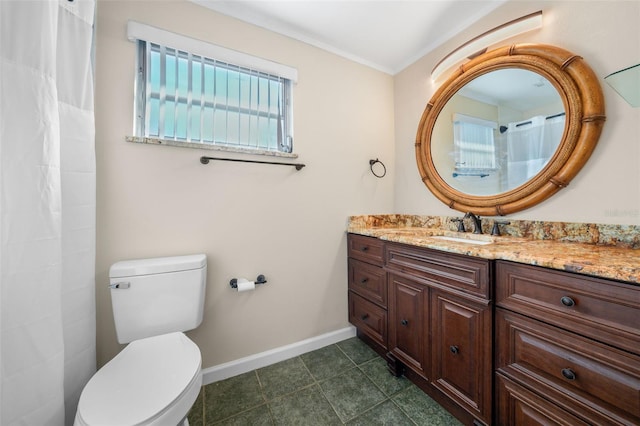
[348,215,640,284]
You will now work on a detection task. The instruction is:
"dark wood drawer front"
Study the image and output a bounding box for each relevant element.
[349,291,387,350]
[496,373,591,426]
[386,243,490,298]
[348,234,384,265]
[348,259,387,308]
[496,260,640,354]
[497,309,640,423]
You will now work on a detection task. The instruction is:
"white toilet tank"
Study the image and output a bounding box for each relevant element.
[109,254,207,344]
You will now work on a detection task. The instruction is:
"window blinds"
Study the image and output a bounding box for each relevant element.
[452,113,497,171]
[128,21,296,152]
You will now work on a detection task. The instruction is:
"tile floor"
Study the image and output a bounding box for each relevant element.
[187,337,462,425]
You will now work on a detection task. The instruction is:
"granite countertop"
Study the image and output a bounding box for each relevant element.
[348,216,640,285]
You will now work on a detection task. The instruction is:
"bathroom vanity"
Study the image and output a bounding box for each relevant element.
[347,217,640,426]
[349,38,640,425]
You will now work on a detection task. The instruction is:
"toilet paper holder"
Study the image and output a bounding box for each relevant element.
[230,275,267,289]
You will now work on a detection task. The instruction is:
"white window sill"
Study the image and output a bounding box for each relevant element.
[126,136,299,159]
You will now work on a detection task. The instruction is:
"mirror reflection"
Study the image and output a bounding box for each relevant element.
[432,68,564,196]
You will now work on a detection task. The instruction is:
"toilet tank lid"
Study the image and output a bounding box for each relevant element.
[110,254,206,278]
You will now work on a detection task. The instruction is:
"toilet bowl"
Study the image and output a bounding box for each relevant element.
[75,332,202,426]
[75,254,207,425]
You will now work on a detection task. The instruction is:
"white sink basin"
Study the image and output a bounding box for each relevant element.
[432,235,493,245]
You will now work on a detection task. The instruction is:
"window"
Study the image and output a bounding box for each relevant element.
[128,21,297,154]
[452,113,497,171]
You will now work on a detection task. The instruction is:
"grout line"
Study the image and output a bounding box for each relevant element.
[297,353,320,384]
[334,341,356,365]
[344,347,424,425]
[326,342,385,424]
[342,398,391,424]
[297,352,346,424]
[299,344,350,424]
[388,390,420,426]
[254,369,264,389]
[264,399,277,426]
[207,402,269,425]
[199,339,447,425]
[199,373,271,425]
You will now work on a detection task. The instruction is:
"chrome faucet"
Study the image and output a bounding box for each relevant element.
[463,212,483,234]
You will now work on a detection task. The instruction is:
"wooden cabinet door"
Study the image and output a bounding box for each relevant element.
[431,290,492,423]
[388,273,428,378]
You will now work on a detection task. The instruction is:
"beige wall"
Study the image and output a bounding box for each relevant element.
[95,1,395,367]
[394,1,640,225]
[96,0,640,370]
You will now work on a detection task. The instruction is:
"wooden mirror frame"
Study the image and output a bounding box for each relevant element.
[416,44,606,216]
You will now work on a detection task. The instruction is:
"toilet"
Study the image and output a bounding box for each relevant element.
[75,254,207,426]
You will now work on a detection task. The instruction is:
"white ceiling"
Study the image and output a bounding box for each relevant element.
[459,68,561,112]
[191,0,509,75]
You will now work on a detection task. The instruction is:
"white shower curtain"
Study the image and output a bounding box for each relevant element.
[542,114,566,158]
[1,1,96,425]
[506,116,546,188]
[506,114,566,189]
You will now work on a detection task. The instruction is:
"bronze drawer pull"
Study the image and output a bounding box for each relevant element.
[450,345,459,354]
[360,278,369,284]
[401,319,409,326]
[561,368,576,380]
[360,246,369,252]
[560,296,576,307]
[361,314,369,321]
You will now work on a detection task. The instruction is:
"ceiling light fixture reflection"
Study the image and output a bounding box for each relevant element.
[431,11,543,82]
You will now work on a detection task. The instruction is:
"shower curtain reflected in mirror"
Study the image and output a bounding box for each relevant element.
[1,1,96,425]
[506,114,565,189]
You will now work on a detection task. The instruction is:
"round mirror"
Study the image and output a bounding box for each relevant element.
[416,44,606,216]
[433,69,564,196]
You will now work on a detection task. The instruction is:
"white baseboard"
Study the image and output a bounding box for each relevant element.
[201,326,357,385]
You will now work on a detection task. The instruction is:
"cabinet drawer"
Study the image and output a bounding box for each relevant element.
[496,309,640,424]
[496,373,590,426]
[386,242,490,299]
[348,258,387,308]
[496,260,640,354]
[348,234,384,265]
[349,291,387,350]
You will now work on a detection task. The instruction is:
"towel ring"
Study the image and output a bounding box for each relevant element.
[369,158,386,178]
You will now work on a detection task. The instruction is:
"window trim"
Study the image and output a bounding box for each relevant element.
[127,21,297,82]
[125,135,299,158]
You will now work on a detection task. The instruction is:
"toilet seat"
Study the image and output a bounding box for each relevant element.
[75,332,202,426]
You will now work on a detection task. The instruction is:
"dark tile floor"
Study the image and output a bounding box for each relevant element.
[187,337,462,425]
